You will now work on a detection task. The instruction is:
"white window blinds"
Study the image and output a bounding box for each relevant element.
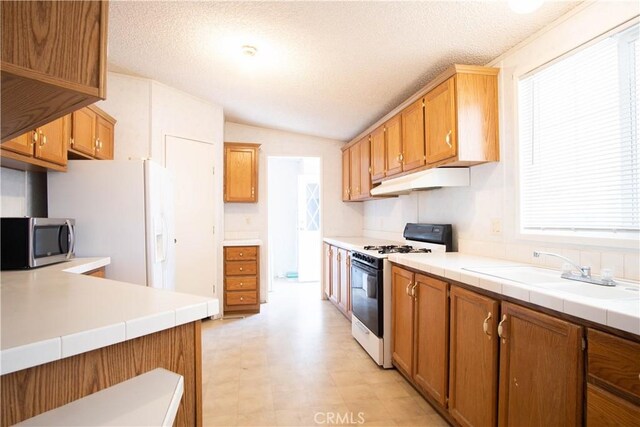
[518,23,639,235]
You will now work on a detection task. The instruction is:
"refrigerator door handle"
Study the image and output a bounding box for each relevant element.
[66,220,75,259]
[161,217,168,263]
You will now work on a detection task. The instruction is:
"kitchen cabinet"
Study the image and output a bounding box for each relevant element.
[359,137,372,199]
[346,136,372,201]
[324,244,351,320]
[84,267,106,278]
[370,126,386,181]
[342,149,351,201]
[425,69,499,167]
[69,106,116,160]
[401,97,426,172]
[323,243,332,299]
[349,142,360,200]
[586,329,640,427]
[1,115,69,172]
[391,266,449,406]
[223,246,260,314]
[449,285,499,427]
[498,302,583,427]
[224,143,259,203]
[384,115,403,176]
[1,1,109,142]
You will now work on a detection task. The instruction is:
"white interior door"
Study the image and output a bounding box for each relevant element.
[297,174,321,282]
[165,136,216,297]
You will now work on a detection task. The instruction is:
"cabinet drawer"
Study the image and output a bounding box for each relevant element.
[225,261,257,276]
[226,291,257,306]
[225,276,257,291]
[588,329,640,399]
[587,384,640,427]
[225,246,257,261]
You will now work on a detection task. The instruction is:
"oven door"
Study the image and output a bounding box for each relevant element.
[350,258,383,338]
[31,218,75,267]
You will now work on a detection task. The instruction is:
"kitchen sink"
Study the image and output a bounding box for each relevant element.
[462,266,640,301]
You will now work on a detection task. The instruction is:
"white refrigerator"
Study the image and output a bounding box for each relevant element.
[48,160,175,289]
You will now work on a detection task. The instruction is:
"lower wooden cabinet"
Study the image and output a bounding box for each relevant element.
[449,285,499,427]
[391,266,449,406]
[498,302,583,427]
[586,328,640,427]
[323,243,351,320]
[223,246,260,314]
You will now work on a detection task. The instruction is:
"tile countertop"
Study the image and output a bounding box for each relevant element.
[1,258,219,375]
[222,239,263,246]
[388,252,640,336]
[323,236,405,252]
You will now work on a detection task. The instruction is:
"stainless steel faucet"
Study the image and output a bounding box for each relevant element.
[533,251,615,287]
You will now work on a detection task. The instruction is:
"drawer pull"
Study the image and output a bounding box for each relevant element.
[240,297,244,301]
[240,252,243,257]
[483,312,492,339]
[240,267,243,271]
[240,282,243,287]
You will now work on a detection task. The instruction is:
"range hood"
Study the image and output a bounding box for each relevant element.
[370,168,470,196]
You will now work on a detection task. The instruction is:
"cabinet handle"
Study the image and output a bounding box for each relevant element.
[240,296,244,301]
[251,187,255,197]
[31,131,38,146]
[445,130,452,148]
[70,137,75,148]
[239,252,243,257]
[40,133,47,147]
[337,252,341,262]
[99,140,103,149]
[483,312,492,339]
[497,314,507,343]
[405,282,412,296]
[368,166,372,174]
[399,153,404,163]
[411,283,418,299]
[239,267,243,271]
[240,282,243,287]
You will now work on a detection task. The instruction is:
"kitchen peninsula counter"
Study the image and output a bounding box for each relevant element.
[1,257,216,426]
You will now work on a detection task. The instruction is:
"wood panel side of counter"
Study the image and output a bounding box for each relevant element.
[1,321,202,427]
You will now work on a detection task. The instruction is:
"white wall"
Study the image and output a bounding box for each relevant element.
[267,157,301,278]
[224,122,363,301]
[364,1,640,281]
[95,72,226,303]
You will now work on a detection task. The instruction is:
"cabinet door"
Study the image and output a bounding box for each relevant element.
[586,384,640,427]
[360,137,371,198]
[330,246,340,304]
[35,116,68,166]
[224,144,258,202]
[449,285,499,427]
[323,244,332,298]
[349,143,361,200]
[498,302,583,427]
[391,265,414,376]
[338,249,350,314]
[94,114,114,160]
[401,98,426,172]
[385,115,402,176]
[342,149,351,201]
[413,274,449,406]
[71,108,96,157]
[425,77,457,164]
[370,126,386,181]
[1,132,34,156]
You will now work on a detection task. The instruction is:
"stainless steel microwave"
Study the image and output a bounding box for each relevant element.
[1,217,75,270]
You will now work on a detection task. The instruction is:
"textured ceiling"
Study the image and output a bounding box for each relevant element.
[107,1,581,141]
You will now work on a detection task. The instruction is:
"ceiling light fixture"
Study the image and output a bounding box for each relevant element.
[508,0,544,14]
[242,45,257,57]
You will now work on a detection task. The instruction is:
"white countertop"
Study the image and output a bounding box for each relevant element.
[1,258,218,375]
[323,236,404,253]
[387,252,640,336]
[222,239,263,247]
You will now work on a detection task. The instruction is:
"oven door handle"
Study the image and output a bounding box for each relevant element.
[354,319,370,335]
[66,220,75,259]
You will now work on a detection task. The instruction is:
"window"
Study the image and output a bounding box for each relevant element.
[518,23,639,239]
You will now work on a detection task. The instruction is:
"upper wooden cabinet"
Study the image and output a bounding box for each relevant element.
[384,115,403,176]
[1,1,109,142]
[498,302,583,427]
[370,126,386,181]
[345,136,372,201]
[342,149,351,201]
[0,115,69,171]
[401,98,426,172]
[224,143,260,203]
[426,69,499,167]
[69,106,116,160]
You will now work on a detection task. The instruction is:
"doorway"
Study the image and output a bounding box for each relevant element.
[267,157,321,295]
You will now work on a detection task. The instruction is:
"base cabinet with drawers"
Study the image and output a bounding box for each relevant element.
[389,264,624,427]
[223,246,260,314]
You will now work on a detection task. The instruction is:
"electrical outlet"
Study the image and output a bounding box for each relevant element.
[491,218,502,236]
